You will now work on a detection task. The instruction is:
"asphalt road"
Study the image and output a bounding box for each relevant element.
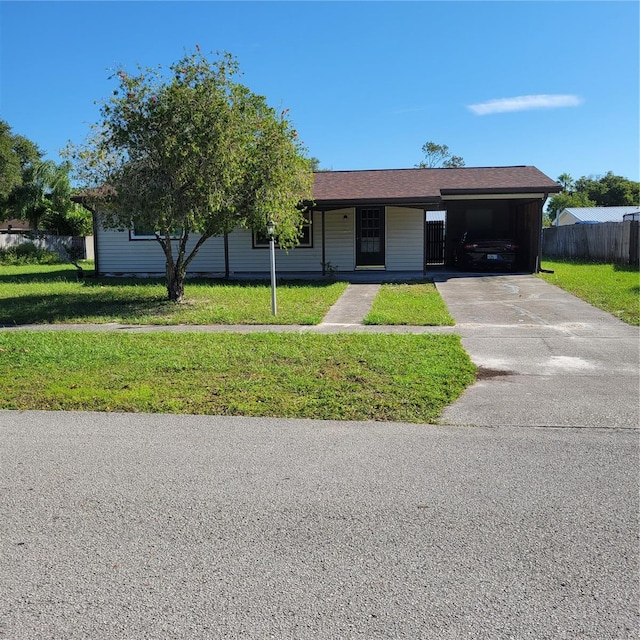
[1,410,638,639]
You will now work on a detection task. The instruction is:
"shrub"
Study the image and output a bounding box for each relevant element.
[0,242,63,265]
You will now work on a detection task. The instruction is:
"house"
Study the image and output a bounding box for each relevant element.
[0,218,31,233]
[87,165,561,277]
[556,206,640,226]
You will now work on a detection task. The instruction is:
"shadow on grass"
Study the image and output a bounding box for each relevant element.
[613,263,640,274]
[0,275,341,326]
[0,266,93,284]
[0,291,170,325]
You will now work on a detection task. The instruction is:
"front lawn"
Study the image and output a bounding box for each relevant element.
[364,282,454,325]
[0,265,348,325]
[538,259,640,326]
[0,331,476,423]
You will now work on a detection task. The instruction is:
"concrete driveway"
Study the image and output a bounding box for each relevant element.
[434,274,639,429]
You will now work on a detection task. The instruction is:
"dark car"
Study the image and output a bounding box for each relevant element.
[455,232,519,270]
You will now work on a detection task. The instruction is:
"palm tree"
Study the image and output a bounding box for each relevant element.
[8,160,71,229]
[557,172,575,193]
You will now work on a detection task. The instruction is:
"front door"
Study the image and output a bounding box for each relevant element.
[356,207,385,267]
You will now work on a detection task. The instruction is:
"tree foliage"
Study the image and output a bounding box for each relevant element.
[416,141,465,169]
[545,191,596,223]
[1,120,88,234]
[546,171,639,222]
[68,49,314,301]
[573,172,639,207]
[8,160,72,230]
[0,120,42,206]
[41,201,93,236]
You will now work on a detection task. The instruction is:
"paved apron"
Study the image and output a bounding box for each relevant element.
[434,274,639,429]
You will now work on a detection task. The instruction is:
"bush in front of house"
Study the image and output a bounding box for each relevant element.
[0,242,63,265]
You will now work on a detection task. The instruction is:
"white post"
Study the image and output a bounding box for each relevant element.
[267,220,277,316]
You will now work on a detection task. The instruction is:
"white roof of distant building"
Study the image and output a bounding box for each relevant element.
[562,206,640,223]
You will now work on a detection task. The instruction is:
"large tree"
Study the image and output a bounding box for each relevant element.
[69,49,313,302]
[415,141,465,168]
[574,172,639,207]
[546,171,639,223]
[0,120,42,213]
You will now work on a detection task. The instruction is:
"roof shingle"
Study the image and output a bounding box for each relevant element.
[312,166,561,205]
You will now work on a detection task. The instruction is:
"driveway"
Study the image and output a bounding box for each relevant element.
[434,274,639,429]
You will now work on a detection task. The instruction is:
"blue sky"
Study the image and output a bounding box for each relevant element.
[1,1,638,185]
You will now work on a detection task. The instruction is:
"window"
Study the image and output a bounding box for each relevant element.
[129,223,182,241]
[252,211,313,248]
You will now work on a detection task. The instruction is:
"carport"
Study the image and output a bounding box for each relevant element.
[312,166,562,274]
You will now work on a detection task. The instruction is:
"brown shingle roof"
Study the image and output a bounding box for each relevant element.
[312,166,561,206]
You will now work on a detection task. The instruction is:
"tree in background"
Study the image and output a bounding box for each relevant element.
[1,120,91,235]
[545,191,595,224]
[0,120,42,211]
[41,201,93,236]
[416,141,465,168]
[68,48,313,302]
[546,171,639,223]
[8,160,72,230]
[556,172,575,192]
[574,172,639,207]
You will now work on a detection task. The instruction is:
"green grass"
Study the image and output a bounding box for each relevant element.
[538,259,640,326]
[0,331,476,423]
[0,264,348,326]
[364,282,455,325]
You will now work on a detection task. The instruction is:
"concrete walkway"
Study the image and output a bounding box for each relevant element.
[319,283,381,326]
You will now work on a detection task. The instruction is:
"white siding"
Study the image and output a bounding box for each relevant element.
[557,211,580,226]
[96,222,225,275]
[95,207,425,275]
[324,208,355,271]
[386,207,424,271]
[227,212,323,273]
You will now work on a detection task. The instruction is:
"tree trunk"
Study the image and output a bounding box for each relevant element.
[166,261,185,302]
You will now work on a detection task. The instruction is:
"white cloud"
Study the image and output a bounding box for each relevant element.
[468,94,583,116]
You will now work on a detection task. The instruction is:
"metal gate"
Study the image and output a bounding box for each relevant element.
[425,220,445,265]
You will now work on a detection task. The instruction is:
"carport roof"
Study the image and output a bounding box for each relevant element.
[312,165,561,207]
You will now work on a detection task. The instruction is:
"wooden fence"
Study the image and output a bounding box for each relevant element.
[542,221,639,266]
[0,233,94,261]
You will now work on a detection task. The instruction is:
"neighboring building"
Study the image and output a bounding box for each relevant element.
[556,206,640,226]
[0,218,30,233]
[87,165,561,277]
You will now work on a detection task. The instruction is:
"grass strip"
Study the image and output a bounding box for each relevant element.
[538,259,640,326]
[0,331,476,423]
[363,282,455,326]
[0,265,348,326]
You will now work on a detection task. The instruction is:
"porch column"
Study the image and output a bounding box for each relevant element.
[321,210,326,276]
